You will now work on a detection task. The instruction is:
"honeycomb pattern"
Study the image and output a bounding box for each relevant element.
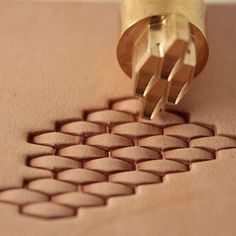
[1,97,236,219]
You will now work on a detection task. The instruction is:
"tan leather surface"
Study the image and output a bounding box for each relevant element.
[0,2,235,236]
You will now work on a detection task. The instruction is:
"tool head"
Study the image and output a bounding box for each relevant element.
[117,0,209,119]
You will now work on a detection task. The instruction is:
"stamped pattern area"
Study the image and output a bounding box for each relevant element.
[1,98,236,219]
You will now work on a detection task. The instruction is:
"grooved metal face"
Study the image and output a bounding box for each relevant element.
[117,0,209,119]
[1,98,235,219]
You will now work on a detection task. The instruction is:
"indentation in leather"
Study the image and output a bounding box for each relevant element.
[1,97,235,219]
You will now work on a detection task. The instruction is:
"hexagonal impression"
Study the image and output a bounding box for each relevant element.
[0,97,228,220]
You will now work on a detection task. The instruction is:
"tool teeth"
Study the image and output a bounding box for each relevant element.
[164,14,190,56]
[131,14,197,119]
[141,78,168,119]
[132,19,164,97]
[167,40,196,105]
[133,54,161,97]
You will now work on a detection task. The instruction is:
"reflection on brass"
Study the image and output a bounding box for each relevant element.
[117,0,209,119]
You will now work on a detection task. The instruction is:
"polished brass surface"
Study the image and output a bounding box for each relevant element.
[117,0,209,119]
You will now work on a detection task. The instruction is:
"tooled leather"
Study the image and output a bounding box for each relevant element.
[1,97,235,219]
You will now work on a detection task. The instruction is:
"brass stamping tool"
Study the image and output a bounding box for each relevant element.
[117,0,209,119]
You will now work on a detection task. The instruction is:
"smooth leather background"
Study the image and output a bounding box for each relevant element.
[0,2,235,236]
